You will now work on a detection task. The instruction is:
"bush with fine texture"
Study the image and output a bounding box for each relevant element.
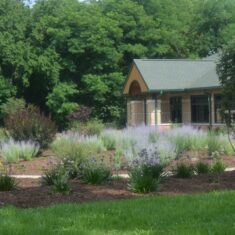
[51,132,105,163]
[4,105,57,148]
[71,120,104,136]
[0,139,40,163]
[101,130,116,150]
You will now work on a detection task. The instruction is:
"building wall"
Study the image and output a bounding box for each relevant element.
[123,64,148,95]
[127,88,222,127]
[128,100,145,126]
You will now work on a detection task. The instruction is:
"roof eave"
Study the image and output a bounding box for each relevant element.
[145,86,221,94]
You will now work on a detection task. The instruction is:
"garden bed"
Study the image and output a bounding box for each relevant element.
[5,151,235,176]
[1,170,235,208]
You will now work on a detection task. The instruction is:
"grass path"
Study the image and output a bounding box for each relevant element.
[1,191,235,235]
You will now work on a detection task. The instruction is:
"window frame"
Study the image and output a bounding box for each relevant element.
[191,95,209,123]
[170,96,182,123]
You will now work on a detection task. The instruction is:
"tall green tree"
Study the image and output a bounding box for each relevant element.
[216,39,235,152]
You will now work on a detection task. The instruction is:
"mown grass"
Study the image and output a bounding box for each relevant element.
[1,191,235,234]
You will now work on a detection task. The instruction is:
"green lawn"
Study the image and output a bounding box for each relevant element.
[1,191,235,235]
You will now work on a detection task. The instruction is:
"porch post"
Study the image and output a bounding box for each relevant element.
[127,99,131,126]
[211,94,215,125]
[208,94,212,128]
[146,99,156,126]
[156,98,162,125]
[182,96,191,124]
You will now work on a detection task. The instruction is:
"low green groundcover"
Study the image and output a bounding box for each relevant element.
[1,191,235,234]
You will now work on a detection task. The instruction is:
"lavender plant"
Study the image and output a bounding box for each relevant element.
[101,129,116,150]
[51,131,105,163]
[166,126,208,158]
[0,139,40,163]
[128,148,163,193]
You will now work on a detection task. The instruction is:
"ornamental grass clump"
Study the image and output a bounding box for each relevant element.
[155,138,176,165]
[42,164,71,194]
[195,162,210,174]
[128,148,163,193]
[52,131,105,163]
[100,130,116,150]
[175,163,194,178]
[211,160,225,173]
[207,132,223,156]
[0,139,40,163]
[0,174,17,191]
[79,156,111,184]
[167,126,208,158]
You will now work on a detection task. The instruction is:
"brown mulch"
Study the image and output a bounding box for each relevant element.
[4,150,58,175]
[1,171,235,208]
[4,150,235,176]
[167,151,235,170]
[0,179,138,208]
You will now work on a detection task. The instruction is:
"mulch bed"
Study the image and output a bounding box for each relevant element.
[1,171,235,208]
[4,150,235,176]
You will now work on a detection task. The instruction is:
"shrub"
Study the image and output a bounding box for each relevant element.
[167,126,208,158]
[51,138,87,164]
[128,148,163,193]
[0,174,17,191]
[175,163,194,178]
[0,98,25,120]
[0,128,9,142]
[62,158,80,179]
[0,139,40,163]
[113,149,123,173]
[207,133,222,156]
[71,119,104,136]
[42,165,71,194]
[148,131,159,144]
[101,130,116,150]
[195,162,210,174]
[79,156,111,184]
[46,82,78,129]
[67,106,92,123]
[4,105,57,148]
[211,160,225,173]
[52,132,105,163]
[156,138,176,165]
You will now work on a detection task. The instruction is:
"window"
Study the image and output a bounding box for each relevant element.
[170,96,182,123]
[191,95,209,123]
[214,94,222,123]
[129,81,141,96]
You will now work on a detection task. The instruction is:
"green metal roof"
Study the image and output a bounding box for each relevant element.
[134,58,221,92]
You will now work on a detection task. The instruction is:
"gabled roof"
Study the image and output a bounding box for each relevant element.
[132,57,220,92]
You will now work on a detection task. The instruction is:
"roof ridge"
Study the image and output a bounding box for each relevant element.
[134,59,215,62]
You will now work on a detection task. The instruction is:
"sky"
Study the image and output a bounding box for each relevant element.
[24,0,86,7]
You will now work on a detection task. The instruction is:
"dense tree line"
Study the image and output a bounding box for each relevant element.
[1,0,235,127]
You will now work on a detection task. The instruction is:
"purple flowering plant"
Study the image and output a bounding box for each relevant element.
[128,147,164,193]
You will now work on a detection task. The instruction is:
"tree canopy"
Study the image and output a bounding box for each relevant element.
[1,0,235,127]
